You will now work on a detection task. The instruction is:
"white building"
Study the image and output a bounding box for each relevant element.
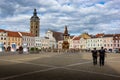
[0,29,8,48]
[35,37,56,49]
[45,30,63,49]
[79,38,87,49]
[35,37,42,49]
[86,34,104,50]
[58,40,63,49]
[18,32,35,48]
[68,36,74,49]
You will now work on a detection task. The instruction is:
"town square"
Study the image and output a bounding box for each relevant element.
[0,0,120,80]
[0,51,120,80]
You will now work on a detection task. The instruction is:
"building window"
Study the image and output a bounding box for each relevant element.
[4,38,6,40]
[114,40,116,43]
[111,44,112,47]
[114,44,116,47]
[108,44,109,47]
[1,37,3,40]
[104,40,106,42]
[104,44,106,47]
[118,44,119,47]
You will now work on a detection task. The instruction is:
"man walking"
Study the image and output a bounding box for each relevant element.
[91,48,98,65]
[99,47,106,66]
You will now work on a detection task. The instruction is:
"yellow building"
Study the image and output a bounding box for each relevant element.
[7,31,22,49]
[80,32,91,39]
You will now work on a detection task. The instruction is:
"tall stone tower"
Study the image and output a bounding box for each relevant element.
[63,26,70,41]
[62,25,70,49]
[30,9,40,37]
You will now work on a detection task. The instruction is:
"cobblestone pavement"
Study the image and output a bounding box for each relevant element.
[0,52,120,80]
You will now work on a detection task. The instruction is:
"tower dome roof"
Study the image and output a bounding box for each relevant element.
[30,9,40,20]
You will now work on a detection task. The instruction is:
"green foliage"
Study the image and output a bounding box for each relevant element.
[30,47,35,51]
[30,47,39,51]
[35,47,38,51]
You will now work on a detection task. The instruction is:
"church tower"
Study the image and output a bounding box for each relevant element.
[30,9,40,37]
[62,25,70,49]
[63,25,70,41]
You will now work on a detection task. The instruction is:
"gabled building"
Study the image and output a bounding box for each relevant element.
[113,34,120,51]
[86,33,104,50]
[72,36,81,49]
[103,34,113,52]
[79,37,87,50]
[0,29,8,47]
[0,29,8,51]
[68,36,74,49]
[80,33,91,50]
[45,30,63,49]
[18,32,35,48]
[7,31,22,51]
[58,40,63,49]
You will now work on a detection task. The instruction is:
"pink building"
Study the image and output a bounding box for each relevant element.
[113,34,120,52]
[72,36,81,49]
[103,34,113,52]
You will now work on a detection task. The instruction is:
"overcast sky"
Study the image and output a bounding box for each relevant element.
[0,0,120,36]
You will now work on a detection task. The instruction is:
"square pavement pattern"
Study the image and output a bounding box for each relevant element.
[0,52,120,80]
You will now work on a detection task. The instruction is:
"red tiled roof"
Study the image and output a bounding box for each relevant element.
[103,34,113,37]
[73,36,81,40]
[114,34,120,36]
[6,31,21,37]
[20,32,35,37]
[96,33,104,38]
[0,29,6,32]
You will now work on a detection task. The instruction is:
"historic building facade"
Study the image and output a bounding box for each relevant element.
[7,31,22,51]
[18,32,35,48]
[72,36,81,49]
[113,34,120,52]
[102,34,113,52]
[0,29,8,47]
[45,30,63,49]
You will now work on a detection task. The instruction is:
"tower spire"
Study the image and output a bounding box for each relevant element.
[63,25,69,36]
[33,8,37,16]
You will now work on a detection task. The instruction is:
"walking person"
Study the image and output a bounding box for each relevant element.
[99,47,106,66]
[91,48,98,65]
[19,46,23,54]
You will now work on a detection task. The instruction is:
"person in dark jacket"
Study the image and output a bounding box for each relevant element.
[91,48,98,65]
[19,46,23,54]
[99,47,106,66]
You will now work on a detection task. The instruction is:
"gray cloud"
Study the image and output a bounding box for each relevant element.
[0,0,120,37]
